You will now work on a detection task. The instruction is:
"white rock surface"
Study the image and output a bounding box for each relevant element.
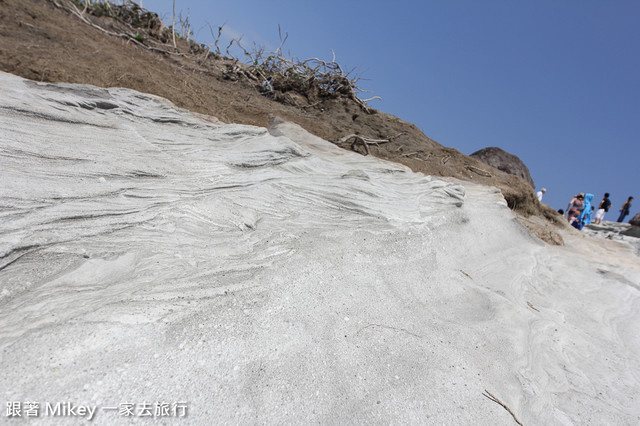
[584,221,640,257]
[1,71,639,425]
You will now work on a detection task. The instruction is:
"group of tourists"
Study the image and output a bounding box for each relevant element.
[563,193,633,229]
[537,188,633,230]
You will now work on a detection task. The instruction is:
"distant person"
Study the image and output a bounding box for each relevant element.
[536,188,546,202]
[594,193,611,224]
[557,209,564,215]
[574,193,594,229]
[565,193,585,224]
[617,196,633,222]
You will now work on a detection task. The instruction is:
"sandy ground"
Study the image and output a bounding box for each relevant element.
[1,72,640,425]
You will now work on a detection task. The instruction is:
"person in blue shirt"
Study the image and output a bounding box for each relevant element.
[573,193,594,230]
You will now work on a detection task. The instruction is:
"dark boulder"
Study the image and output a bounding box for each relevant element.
[470,147,535,189]
[629,212,640,227]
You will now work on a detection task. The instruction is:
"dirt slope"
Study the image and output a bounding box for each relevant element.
[0,0,567,243]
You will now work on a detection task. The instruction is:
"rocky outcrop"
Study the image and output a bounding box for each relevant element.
[0,0,550,225]
[470,147,535,189]
[629,212,640,227]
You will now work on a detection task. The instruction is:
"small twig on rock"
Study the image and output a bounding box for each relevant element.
[460,270,473,280]
[526,301,540,312]
[357,323,422,339]
[483,390,524,426]
[351,137,370,155]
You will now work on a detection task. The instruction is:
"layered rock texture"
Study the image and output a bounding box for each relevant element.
[2,72,640,425]
[0,0,564,232]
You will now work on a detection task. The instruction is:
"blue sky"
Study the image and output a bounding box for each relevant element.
[143,0,638,219]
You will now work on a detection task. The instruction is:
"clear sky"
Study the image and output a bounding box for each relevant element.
[143,0,638,220]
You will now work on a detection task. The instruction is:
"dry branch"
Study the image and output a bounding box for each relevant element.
[337,133,404,156]
[58,1,186,57]
[467,165,492,177]
[526,301,540,312]
[348,136,371,155]
[171,0,176,48]
[483,390,524,426]
[361,96,382,102]
[59,1,380,112]
[239,40,380,112]
[338,134,392,145]
[356,323,422,339]
[213,23,225,56]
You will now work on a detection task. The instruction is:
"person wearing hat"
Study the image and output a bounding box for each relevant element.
[536,188,547,202]
[565,193,585,224]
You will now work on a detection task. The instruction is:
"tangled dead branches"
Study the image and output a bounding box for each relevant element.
[246,47,380,113]
[70,0,164,34]
[227,26,380,112]
[56,0,210,57]
[57,1,379,112]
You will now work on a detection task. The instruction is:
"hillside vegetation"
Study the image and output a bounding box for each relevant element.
[0,0,567,243]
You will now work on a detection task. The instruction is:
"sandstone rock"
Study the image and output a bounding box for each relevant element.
[470,147,535,188]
